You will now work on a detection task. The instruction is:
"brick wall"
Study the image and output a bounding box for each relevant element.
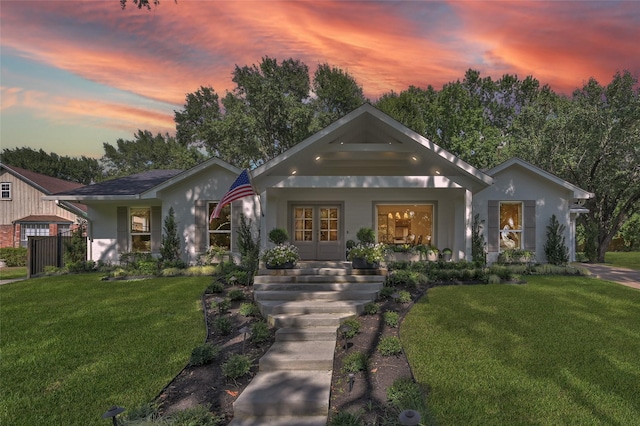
[0,224,16,248]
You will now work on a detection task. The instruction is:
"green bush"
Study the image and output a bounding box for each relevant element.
[211,298,230,315]
[341,318,360,338]
[356,227,376,244]
[0,247,27,267]
[544,214,569,265]
[364,302,379,315]
[384,310,400,328]
[189,343,221,366]
[251,321,271,343]
[386,378,427,412]
[222,354,252,380]
[487,274,502,284]
[214,316,233,335]
[239,302,261,317]
[387,270,428,288]
[378,336,403,356]
[341,351,368,373]
[268,228,289,245]
[379,286,396,299]
[66,260,96,273]
[227,288,245,301]
[206,281,225,293]
[396,290,412,304]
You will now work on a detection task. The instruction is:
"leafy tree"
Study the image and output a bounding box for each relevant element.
[615,213,640,251]
[160,207,182,266]
[0,147,102,184]
[310,63,367,131]
[101,130,205,177]
[515,71,640,262]
[237,214,260,285]
[174,58,366,168]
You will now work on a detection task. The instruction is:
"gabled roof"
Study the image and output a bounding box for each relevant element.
[1,163,87,215]
[49,169,183,201]
[251,103,493,190]
[486,158,594,200]
[14,215,74,223]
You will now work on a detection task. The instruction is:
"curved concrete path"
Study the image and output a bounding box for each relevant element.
[577,263,640,289]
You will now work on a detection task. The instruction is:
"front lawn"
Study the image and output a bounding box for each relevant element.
[401,276,640,425]
[0,266,27,280]
[0,274,210,426]
[605,251,640,270]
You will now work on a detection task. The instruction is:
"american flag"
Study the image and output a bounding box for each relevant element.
[210,169,255,220]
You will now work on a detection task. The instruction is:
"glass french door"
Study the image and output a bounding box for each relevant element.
[293,205,342,260]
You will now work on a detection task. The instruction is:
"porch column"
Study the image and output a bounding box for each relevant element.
[465,189,473,261]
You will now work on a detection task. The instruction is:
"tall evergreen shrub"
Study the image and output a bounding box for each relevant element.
[160,207,182,266]
[544,214,569,265]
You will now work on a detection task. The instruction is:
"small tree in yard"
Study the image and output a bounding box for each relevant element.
[544,214,569,265]
[64,220,87,264]
[471,214,486,265]
[160,207,183,267]
[237,214,260,284]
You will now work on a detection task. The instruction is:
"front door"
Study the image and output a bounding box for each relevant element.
[292,205,342,260]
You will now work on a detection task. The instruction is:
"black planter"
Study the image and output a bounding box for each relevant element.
[266,261,296,269]
[351,257,379,269]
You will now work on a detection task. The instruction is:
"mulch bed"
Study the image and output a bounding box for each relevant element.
[155,282,426,425]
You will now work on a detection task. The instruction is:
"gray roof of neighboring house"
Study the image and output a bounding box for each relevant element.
[54,169,183,196]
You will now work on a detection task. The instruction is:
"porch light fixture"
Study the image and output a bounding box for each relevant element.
[338,324,352,351]
[315,156,321,161]
[398,409,421,425]
[102,406,125,426]
[348,373,355,393]
[435,170,441,175]
[291,170,297,175]
[411,156,418,161]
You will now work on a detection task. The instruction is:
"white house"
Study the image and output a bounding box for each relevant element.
[47,104,593,264]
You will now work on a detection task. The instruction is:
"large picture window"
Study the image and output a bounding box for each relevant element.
[130,207,151,252]
[376,204,434,246]
[20,223,49,247]
[208,203,231,249]
[500,202,522,250]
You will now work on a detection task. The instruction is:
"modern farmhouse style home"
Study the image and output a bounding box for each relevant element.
[47,104,593,265]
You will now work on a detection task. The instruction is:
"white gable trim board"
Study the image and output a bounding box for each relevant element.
[46,105,592,265]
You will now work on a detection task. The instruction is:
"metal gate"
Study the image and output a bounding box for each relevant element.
[27,230,81,277]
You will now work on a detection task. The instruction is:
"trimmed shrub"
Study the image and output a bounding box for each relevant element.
[379,287,396,299]
[189,343,220,366]
[227,288,245,301]
[396,290,412,304]
[268,228,289,244]
[222,354,251,380]
[214,316,233,335]
[487,274,502,284]
[250,321,270,343]
[378,336,403,356]
[364,302,379,315]
[0,247,28,267]
[206,281,225,294]
[239,302,261,317]
[211,298,230,315]
[544,214,569,265]
[384,310,400,328]
[341,351,368,373]
[387,270,428,288]
[341,318,360,338]
[356,227,376,244]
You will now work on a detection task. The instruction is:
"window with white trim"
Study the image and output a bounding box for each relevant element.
[208,203,231,249]
[1,182,11,200]
[20,223,49,247]
[376,204,434,246]
[130,207,151,252]
[499,202,523,250]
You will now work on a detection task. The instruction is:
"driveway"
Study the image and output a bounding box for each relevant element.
[577,263,640,290]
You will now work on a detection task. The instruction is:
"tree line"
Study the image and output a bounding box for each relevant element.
[1,57,638,262]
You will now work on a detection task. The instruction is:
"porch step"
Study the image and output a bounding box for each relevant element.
[268,312,352,328]
[229,416,328,426]
[253,280,383,293]
[259,300,368,316]
[275,326,338,342]
[259,340,336,371]
[232,370,332,418]
[256,289,379,301]
[256,268,387,278]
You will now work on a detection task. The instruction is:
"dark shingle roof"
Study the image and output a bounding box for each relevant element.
[1,164,84,194]
[55,169,183,196]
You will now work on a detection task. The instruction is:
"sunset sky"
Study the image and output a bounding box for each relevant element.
[1,0,639,159]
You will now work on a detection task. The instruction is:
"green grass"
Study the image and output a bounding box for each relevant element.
[401,276,640,425]
[0,266,27,279]
[605,251,640,270]
[0,274,210,426]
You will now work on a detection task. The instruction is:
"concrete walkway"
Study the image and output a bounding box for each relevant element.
[0,278,26,286]
[577,263,640,289]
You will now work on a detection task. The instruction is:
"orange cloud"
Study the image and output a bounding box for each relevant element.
[449,0,640,92]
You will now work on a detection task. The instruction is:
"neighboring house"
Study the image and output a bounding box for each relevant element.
[46,104,593,264]
[0,163,87,248]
